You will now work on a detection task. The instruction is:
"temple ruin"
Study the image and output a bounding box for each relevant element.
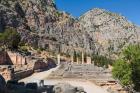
[0,50,56,81]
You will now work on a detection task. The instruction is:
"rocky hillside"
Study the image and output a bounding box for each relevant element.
[79,8,140,58]
[0,0,140,59]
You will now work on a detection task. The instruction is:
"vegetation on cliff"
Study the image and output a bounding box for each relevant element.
[0,27,21,49]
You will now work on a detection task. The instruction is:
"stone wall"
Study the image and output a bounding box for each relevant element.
[33,62,47,70]
[7,51,27,65]
[0,51,29,80]
[0,51,6,65]
[0,51,13,65]
[0,51,27,65]
[0,51,57,81]
[14,69,33,80]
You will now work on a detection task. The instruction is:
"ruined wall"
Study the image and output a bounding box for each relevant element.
[33,61,47,70]
[0,51,6,65]
[7,51,26,65]
[0,51,27,65]
[0,51,56,80]
[0,51,13,65]
[0,51,29,80]
[14,69,33,80]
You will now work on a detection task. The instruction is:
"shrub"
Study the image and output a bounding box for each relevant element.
[0,27,21,49]
[112,44,140,91]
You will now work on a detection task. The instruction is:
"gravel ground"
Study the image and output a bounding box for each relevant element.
[20,66,109,93]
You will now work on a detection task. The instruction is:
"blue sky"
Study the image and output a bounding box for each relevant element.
[55,0,140,25]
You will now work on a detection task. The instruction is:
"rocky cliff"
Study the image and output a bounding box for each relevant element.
[0,0,140,59]
[79,8,140,58]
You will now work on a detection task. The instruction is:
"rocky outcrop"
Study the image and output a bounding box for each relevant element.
[43,8,140,58]
[0,0,56,41]
[79,8,139,58]
[38,7,140,58]
[53,83,85,93]
[0,0,140,59]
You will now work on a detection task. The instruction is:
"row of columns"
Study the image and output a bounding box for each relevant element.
[57,52,92,65]
[72,52,92,64]
[74,56,92,64]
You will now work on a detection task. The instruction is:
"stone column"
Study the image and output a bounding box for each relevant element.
[82,52,84,64]
[86,56,91,64]
[57,54,60,65]
[22,57,25,65]
[71,54,74,64]
[17,55,20,65]
[16,54,18,65]
[77,57,79,64]
[20,56,22,66]
[92,61,95,66]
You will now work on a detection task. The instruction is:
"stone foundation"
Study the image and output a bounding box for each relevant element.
[14,69,33,80]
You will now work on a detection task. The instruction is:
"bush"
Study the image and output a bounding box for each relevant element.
[20,46,28,52]
[112,59,132,86]
[0,27,21,49]
[92,54,113,68]
[112,44,140,91]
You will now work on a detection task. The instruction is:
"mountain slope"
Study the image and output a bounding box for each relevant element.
[79,8,139,58]
[0,0,140,59]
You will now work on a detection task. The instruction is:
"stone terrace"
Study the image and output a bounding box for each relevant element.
[47,63,126,93]
[48,63,113,81]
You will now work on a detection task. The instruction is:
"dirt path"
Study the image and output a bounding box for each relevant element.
[20,66,60,83]
[20,66,109,93]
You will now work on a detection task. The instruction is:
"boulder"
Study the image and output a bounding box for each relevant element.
[53,83,77,93]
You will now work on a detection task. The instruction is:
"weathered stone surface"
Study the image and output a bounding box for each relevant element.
[53,83,85,93]
[0,50,57,81]
[0,0,140,59]
[79,8,140,58]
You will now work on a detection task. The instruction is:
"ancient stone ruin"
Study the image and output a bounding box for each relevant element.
[0,50,56,81]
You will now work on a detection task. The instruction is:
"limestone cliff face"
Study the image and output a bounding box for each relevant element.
[79,8,140,58]
[0,1,140,58]
[0,0,57,46]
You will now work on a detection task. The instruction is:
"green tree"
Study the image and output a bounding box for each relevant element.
[112,59,132,86]
[0,27,21,49]
[92,54,112,68]
[112,44,140,91]
[73,50,77,62]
